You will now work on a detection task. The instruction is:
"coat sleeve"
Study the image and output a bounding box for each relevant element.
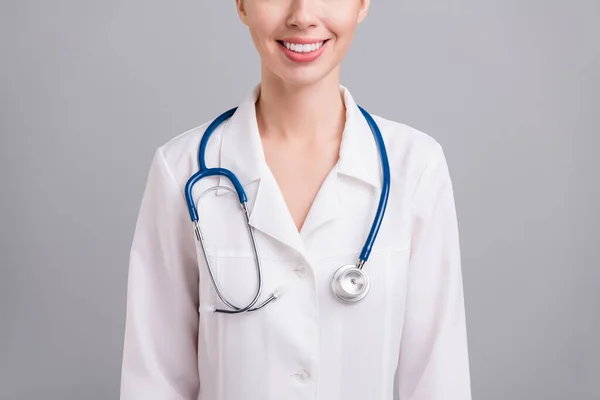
[120,147,200,400]
[396,143,472,400]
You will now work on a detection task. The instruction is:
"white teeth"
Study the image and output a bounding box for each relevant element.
[282,41,325,54]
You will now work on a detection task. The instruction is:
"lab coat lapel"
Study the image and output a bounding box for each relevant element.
[249,172,306,256]
[298,164,343,238]
[217,84,306,257]
[335,86,382,189]
[216,83,381,257]
[301,86,382,237]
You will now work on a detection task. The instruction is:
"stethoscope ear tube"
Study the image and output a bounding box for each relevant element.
[198,107,237,171]
[356,105,391,262]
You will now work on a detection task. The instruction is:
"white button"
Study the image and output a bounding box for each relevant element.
[295,369,310,382]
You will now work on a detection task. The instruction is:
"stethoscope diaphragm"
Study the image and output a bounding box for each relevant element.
[331,264,370,303]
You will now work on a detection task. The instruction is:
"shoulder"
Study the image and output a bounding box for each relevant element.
[149,118,220,192]
[158,121,211,162]
[370,113,445,180]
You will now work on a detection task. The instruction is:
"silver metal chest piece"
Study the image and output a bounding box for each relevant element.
[331,264,370,303]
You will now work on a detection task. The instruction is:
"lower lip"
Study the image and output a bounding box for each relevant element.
[278,40,328,63]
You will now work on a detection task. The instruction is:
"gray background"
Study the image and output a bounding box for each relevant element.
[1,0,598,399]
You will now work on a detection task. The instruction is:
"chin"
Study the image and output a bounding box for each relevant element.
[270,64,341,88]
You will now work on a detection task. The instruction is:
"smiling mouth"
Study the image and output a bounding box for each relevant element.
[276,39,330,54]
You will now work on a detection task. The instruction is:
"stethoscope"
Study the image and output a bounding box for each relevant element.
[184,105,390,314]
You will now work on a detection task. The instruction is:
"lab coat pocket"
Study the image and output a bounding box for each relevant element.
[212,254,279,310]
[319,247,411,381]
[320,247,410,318]
[388,247,411,314]
[385,248,411,353]
[197,252,218,313]
[363,247,410,316]
[197,252,219,374]
[200,253,294,394]
[196,251,286,379]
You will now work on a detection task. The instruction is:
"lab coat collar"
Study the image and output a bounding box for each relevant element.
[217,83,381,258]
[219,83,382,189]
[337,86,382,189]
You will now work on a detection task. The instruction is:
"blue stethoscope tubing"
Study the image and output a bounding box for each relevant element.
[184,105,390,314]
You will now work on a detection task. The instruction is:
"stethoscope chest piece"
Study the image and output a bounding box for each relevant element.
[331,264,370,304]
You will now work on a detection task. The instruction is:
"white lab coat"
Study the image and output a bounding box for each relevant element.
[120,84,472,400]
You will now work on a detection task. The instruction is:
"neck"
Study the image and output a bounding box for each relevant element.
[255,67,346,143]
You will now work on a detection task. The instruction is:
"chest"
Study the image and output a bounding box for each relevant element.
[261,137,341,232]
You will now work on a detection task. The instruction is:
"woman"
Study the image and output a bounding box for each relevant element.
[120,1,472,399]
